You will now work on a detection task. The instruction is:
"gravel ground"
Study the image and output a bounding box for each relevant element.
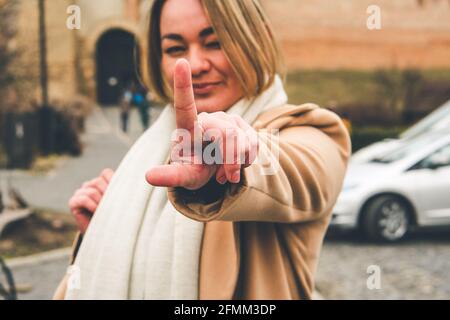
[316,227,450,299]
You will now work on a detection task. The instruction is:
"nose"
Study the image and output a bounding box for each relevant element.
[187,47,211,77]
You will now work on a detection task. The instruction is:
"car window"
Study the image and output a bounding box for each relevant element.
[400,102,450,140]
[419,143,450,169]
[371,134,440,164]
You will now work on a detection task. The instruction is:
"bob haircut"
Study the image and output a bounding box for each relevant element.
[143,0,285,103]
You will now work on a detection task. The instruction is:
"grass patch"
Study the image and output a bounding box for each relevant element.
[0,208,77,259]
[29,154,68,175]
[286,69,379,107]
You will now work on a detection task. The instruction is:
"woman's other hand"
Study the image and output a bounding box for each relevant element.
[68,168,114,234]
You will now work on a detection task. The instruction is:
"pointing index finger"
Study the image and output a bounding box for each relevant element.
[174,59,198,130]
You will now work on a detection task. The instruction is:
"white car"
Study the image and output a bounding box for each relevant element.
[331,130,450,242]
[351,100,450,164]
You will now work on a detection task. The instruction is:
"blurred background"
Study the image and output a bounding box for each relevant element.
[0,0,450,300]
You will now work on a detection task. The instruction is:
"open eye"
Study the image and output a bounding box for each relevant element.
[206,41,221,49]
[164,46,185,55]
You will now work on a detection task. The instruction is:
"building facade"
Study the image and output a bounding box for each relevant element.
[12,0,450,106]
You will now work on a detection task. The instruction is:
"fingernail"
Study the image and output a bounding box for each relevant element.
[231,171,240,183]
[217,175,227,185]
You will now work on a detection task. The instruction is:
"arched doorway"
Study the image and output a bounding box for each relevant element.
[96,29,140,105]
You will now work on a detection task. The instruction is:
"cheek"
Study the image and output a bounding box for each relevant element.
[215,55,241,92]
[215,54,235,79]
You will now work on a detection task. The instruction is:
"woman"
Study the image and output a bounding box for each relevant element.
[54,0,351,300]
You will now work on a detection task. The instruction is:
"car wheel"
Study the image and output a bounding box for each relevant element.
[361,195,411,242]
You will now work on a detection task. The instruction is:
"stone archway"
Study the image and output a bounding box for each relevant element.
[95,29,141,105]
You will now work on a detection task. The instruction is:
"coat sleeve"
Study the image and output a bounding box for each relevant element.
[167,107,352,223]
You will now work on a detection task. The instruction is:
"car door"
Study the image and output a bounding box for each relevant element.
[405,143,450,226]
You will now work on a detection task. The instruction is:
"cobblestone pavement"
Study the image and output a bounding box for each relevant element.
[316,228,450,299]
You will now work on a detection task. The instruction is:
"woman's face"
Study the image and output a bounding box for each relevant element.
[160,0,244,113]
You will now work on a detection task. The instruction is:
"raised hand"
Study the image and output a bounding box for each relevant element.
[145,59,258,190]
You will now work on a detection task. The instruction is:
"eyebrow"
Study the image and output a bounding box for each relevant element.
[199,27,214,38]
[161,27,215,41]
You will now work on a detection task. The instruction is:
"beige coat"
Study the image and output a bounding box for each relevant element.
[54,103,351,300]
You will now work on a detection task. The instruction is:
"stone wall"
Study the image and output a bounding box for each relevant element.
[261,0,450,69]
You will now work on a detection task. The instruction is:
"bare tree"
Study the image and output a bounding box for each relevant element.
[38,0,49,106]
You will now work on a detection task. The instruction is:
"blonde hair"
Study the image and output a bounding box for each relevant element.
[143,0,285,102]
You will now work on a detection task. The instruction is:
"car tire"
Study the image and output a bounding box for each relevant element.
[361,195,412,242]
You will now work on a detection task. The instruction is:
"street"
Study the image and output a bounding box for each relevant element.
[316,228,450,299]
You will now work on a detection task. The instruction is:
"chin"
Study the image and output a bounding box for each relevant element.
[195,96,230,113]
[196,91,243,113]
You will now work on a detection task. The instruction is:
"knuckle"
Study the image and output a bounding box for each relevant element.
[93,178,103,188]
[226,164,241,172]
[77,194,86,203]
[230,114,241,121]
[86,188,96,198]
[225,127,237,138]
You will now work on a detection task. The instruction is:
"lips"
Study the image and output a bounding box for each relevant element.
[193,82,221,95]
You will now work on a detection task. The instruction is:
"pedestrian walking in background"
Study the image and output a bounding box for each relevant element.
[120,84,133,133]
[133,86,151,131]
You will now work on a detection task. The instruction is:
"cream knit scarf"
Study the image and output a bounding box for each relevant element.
[65,76,287,300]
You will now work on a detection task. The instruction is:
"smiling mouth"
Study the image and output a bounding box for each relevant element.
[193,82,221,88]
[192,82,222,94]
